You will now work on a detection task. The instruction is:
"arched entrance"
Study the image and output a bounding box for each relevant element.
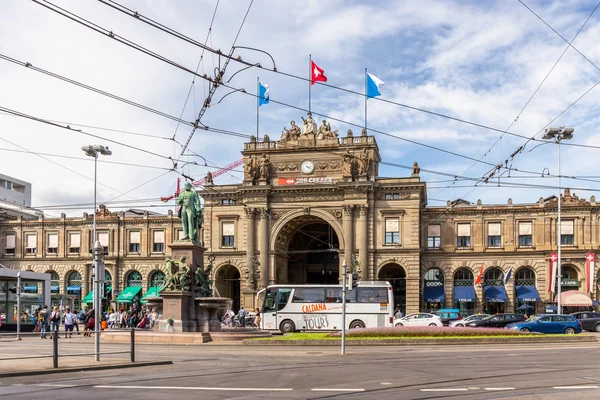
[454,268,475,315]
[423,268,445,313]
[215,265,241,312]
[283,218,340,285]
[559,265,580,292]
[483,267,506,314]
[515,267,539,315]
[378,264,406,315]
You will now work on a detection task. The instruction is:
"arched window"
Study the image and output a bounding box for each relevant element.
[484,268,503,286]
[515,267,535,286]
[48,271,60,294]
[105,270,112,288]
[149,271,165,288]
[562,266,578,279]
[424,268,444,286]
[126,271,143,287]
[423,268,444,312]
[454,268,474,285]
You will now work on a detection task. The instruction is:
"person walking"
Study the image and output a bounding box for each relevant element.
[237,307,246,327]
[63,307,75,338]
[50,306,61,338]
[253,308,261,329]
[39,305,49,339]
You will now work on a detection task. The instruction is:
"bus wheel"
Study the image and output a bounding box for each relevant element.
[349,320,365,329]
[280,320,296,334]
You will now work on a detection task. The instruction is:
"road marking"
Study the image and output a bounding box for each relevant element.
[554,386,599,390]
[93,385,293,392]
[380,382,392,385]
[467,387,480,390]
[36,384,77,388]
[485,387,515,391]
[421,388,469,392]
[311,388,365,392]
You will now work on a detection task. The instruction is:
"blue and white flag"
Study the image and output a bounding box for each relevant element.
[366,72,384,98]
[259,81,270,106]
[504,267,513,284]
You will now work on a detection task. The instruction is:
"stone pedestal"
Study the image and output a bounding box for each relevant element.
[168,242,206,276]
[157,291,196,332]
[196,297,232,332]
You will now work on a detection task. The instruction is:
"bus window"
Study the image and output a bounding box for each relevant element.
[292,288,325,303]
[263,289,277,313]
[357,287,388,303]
[325,288,354,303]
[278,289,292,311]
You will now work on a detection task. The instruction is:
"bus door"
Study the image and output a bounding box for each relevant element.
[261,288,292,330]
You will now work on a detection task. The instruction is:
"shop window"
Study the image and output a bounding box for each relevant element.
[385,218,400,245]
[427,224,441,249]
[457,223,471,248]
[560,220,574,246]
[47,233,58,254]
[129,231,141,253]
[487,222,501,248]
[518,222,532,247]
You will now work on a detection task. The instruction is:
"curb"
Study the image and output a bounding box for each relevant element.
[0,360,173,378]
[243,336,598,346]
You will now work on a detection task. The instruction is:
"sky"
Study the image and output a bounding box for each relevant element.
[2,0,600,217]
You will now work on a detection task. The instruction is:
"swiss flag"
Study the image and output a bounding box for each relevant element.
[311,61,327,85]
[474,264,485,285]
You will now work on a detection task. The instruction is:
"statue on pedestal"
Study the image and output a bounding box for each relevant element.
[357,149,369,175]
[195,255,215,297]
[342,149,354,177]
[176,182,203,244]
[301,112,317,135]
[205,171,213,185]
[317,119,339,139]
[259,155,271,180]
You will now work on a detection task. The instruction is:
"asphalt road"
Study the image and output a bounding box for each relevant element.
[1,334,600,399]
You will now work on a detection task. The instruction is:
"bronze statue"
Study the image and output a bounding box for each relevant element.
[176,182,203,244]
[161,256,191,291]
[195,256,214,297]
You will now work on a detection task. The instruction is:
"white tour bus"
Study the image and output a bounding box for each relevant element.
[260,281,394,333]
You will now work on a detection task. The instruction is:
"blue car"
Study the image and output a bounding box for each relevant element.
[506,314,582,334]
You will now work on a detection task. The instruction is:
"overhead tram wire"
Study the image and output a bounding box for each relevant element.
[430,1,600,200]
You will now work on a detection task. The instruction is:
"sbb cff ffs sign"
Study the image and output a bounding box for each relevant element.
[278,177,334,185]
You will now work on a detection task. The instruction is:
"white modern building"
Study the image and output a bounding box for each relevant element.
[0,174,31,206]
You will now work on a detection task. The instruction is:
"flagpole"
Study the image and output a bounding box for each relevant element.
[309,54,312,113]
[256,77,259,138]
[365,68,368,133]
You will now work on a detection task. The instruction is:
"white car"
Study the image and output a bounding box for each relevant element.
[394,313,442,327]
[448,314,490,327]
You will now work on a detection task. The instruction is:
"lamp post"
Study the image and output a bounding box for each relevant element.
[82,145,112,361]
[542,127,574,315]
[16,271,21,340]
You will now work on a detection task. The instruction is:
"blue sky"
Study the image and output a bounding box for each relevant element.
[2,0,600,215]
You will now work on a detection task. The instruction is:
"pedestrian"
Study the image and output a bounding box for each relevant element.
[50,306,61,338]
[86,308,96,335]
[237,307,246,327]
[72,309,80,335]
[108,310,117,328]
[39,305,49,339]
[33,307,41,333]
[253,307,261,328]
[150,308,159,328]
[120,308,127,328]
[63,307,75,338]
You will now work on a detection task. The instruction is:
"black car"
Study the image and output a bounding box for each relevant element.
[571,312,600,332]
[466,313,527,328]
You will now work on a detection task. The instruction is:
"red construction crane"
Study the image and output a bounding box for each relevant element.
[161,158,244,202]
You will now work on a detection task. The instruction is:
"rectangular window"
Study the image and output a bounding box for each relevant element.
[26,233,36,254]
[221,222,235,247]
[97,232,109,254]
[6,181,13,190]
[457,223,471,248]
[221,199,237,205]
[176,229,184,241]
[292,288,325,303]
[384,193,393,200]
[427,224,441,249]
[153,230,165,253]
[47,233,58,254]
[4,233,16,255]
[560,220,574,246]
[129,231,141,253]
[487,222,501,248]
[69,232,81,253]
[518,222,532,247]
[385,218,400,245]
[356,287,388,303]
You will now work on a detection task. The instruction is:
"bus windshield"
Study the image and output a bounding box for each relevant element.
[263,289,277,312]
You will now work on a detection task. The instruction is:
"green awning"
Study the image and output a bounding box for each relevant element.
[116,286,143,303]
[82,290,94,304]
[141,286,162,301]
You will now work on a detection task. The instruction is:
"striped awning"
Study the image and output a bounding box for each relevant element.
[556,290,592,307]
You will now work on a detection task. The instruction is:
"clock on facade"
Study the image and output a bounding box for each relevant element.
[300,160,315,174]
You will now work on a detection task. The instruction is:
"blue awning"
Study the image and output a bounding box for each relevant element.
[423,285,445,303]
[515,285,541,302]
[454,285,476,302]
[483,285,507,303]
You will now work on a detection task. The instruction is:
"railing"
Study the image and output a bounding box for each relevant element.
[0,329,135,368]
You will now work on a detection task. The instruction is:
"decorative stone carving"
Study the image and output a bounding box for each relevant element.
[244,207,257,218]
[357,149,369,176]
[276,163,299,172]
[301,112,317,135]
[412,162,420,175]
[270,193,344,202]
[317,119,339,139]
[347,129,353,137]
[205,171,213,185]
[343,205,355,215]
[358,205,368,215]
[303,207,310,216]
[342,149,354,177]
[280,121,301,142]
[361,128,367,137]
[326,209,343,220]
[259,155,271,180]
[316,161,340,171]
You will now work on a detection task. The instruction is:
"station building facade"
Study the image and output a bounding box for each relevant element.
[1,116,600,318]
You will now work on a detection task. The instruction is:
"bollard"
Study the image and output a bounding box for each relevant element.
[130,328,135,363]
[53,332,59,368]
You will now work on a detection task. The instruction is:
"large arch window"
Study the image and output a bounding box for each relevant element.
[49,271,60,294]
[483,267,505,314]
[423,268,444,312]
[149,271,165,288]
[484,268,504,286]
[515,267,535,286]
[126,271,143,287]
[66,271,82,310]
[515,267,538,315]
[453,268,475,315]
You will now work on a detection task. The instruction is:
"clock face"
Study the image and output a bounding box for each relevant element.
[300,160,315,174]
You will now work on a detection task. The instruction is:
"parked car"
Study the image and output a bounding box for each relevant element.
[449,314,490,327]
[434,308,462,326]
[571,312,600,332]
[506,314,582,334]
[394,313,443,327]
[466,313,527,328]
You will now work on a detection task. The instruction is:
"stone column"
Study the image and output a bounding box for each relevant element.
[258,208,270,288]
[358,205,368,280]
[245,208,256,287]
[342,205,354,280]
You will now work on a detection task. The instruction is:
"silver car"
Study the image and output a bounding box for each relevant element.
[448,314,490,327]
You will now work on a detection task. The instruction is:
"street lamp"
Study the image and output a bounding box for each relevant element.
[82,144,111,361]
[542,127,574,314]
